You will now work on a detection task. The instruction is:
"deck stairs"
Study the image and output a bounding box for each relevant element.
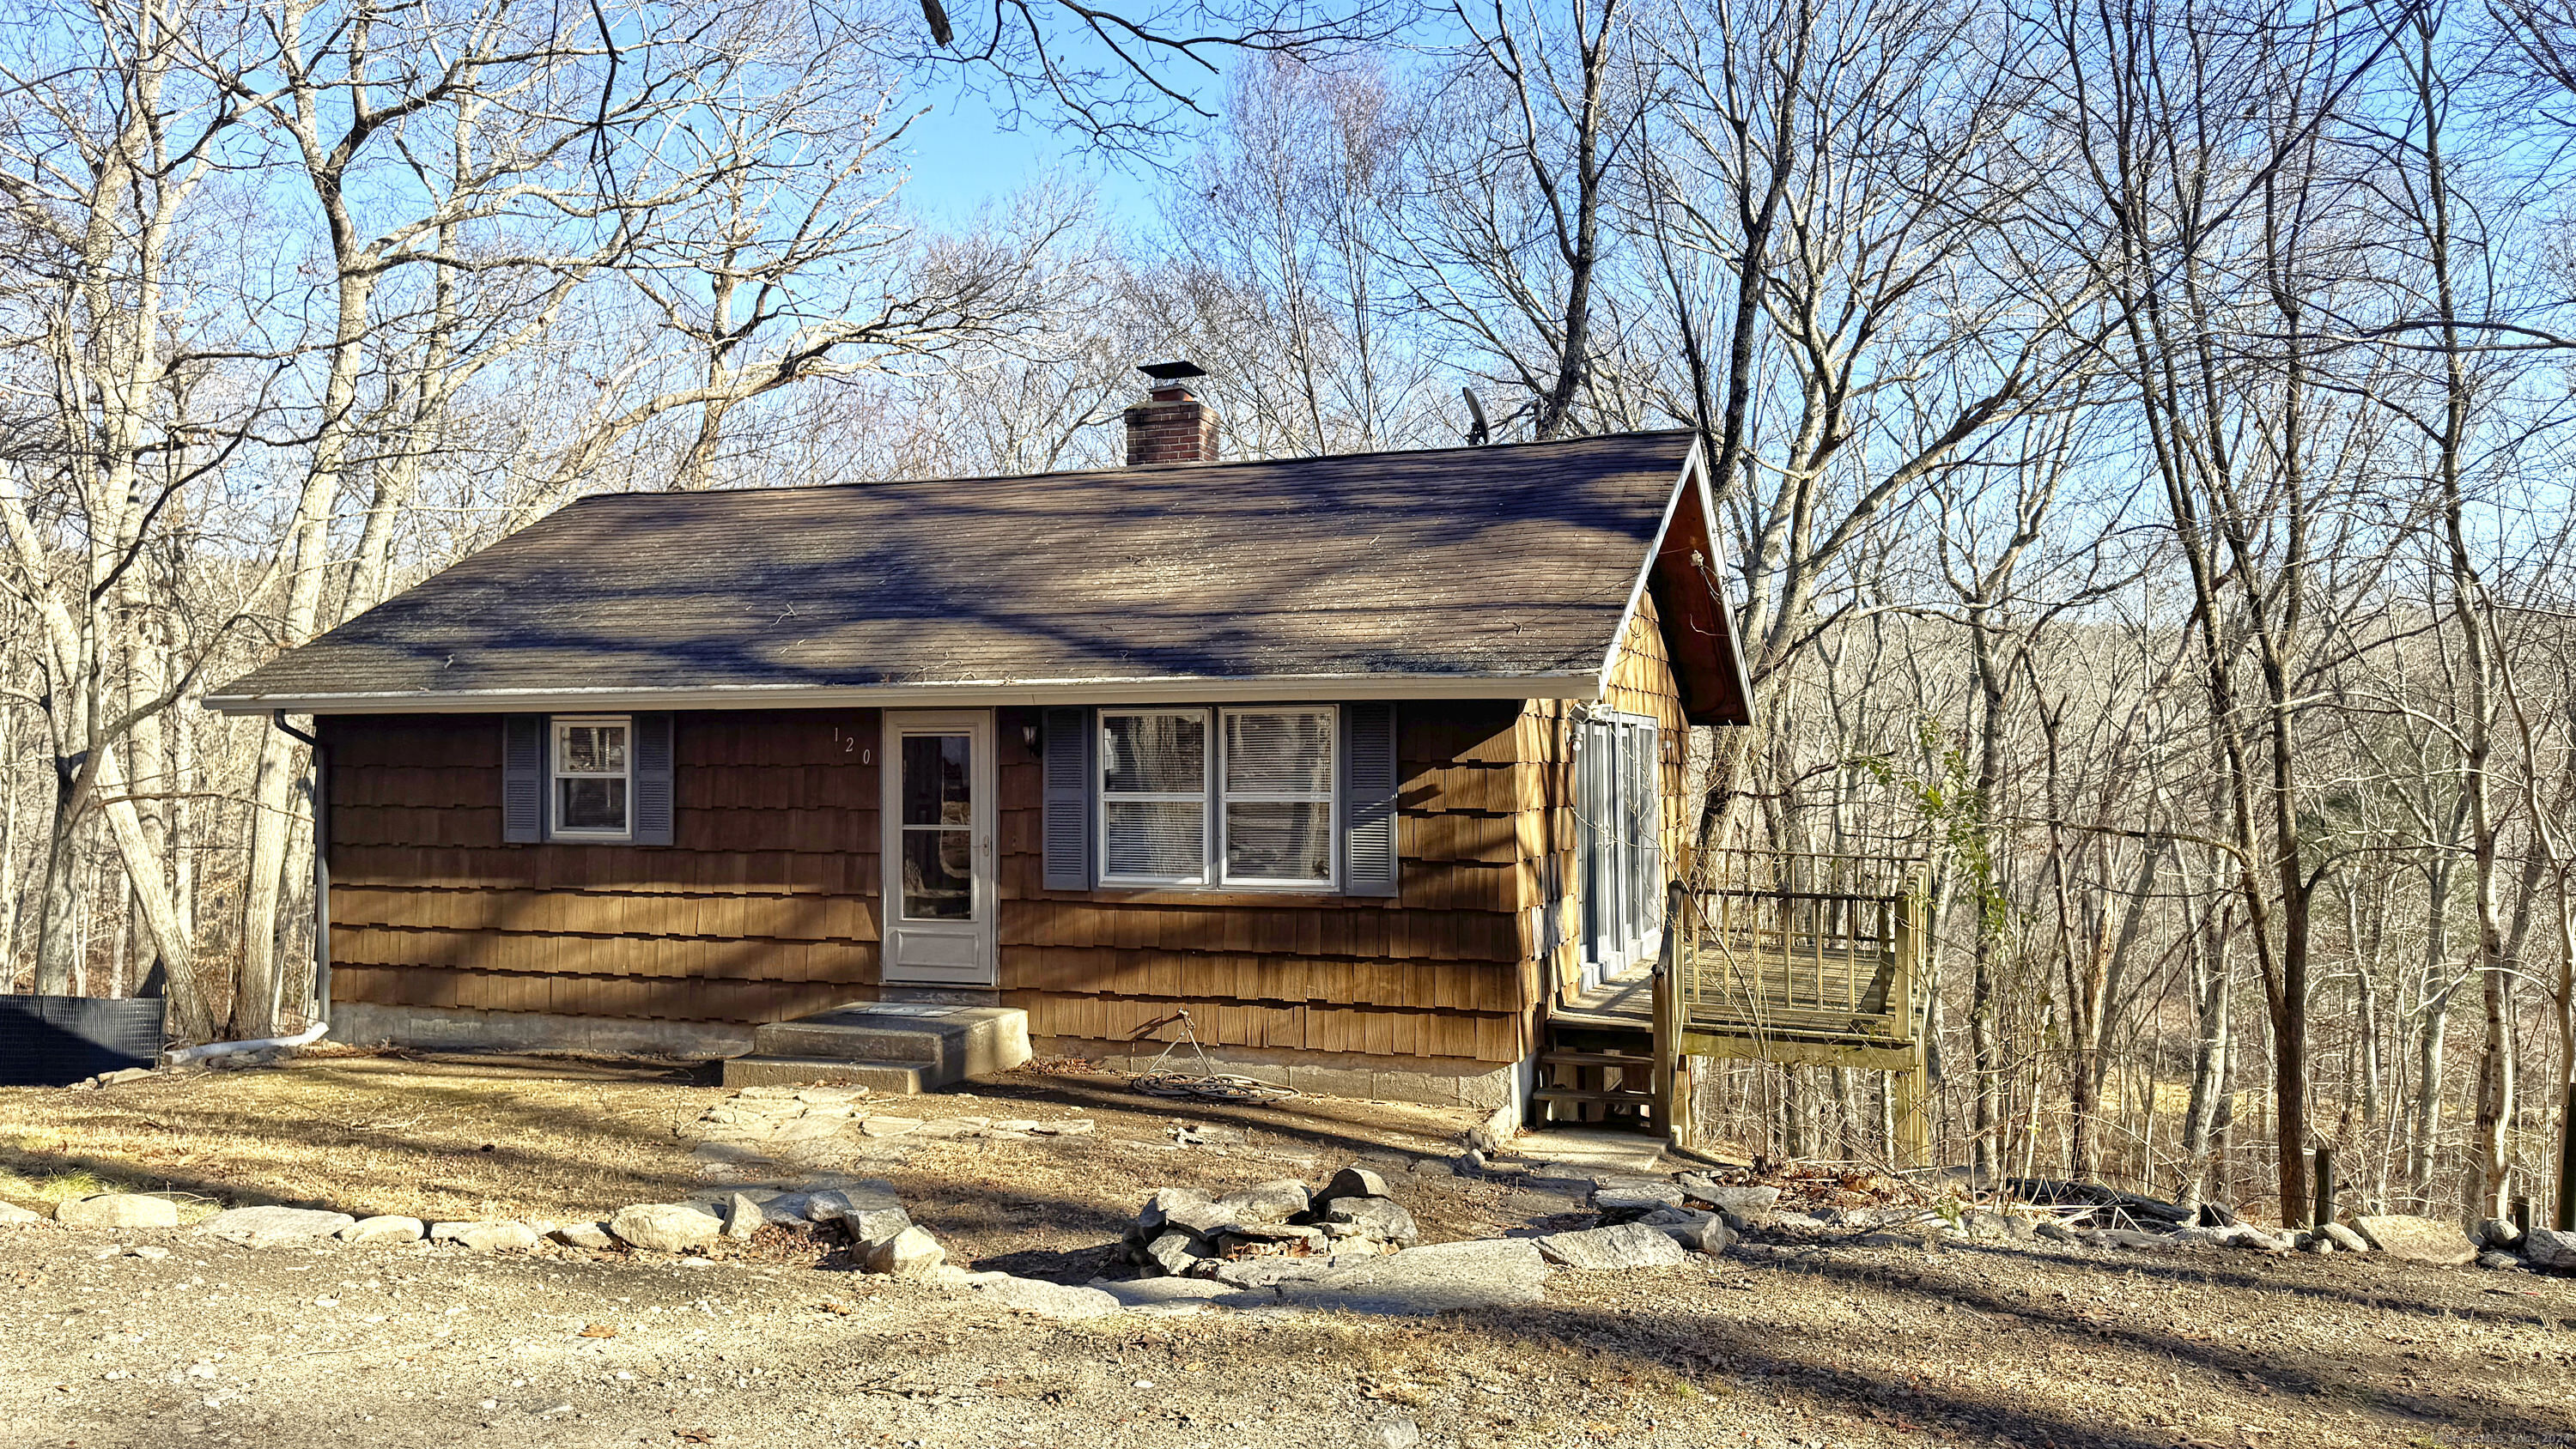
[720,1001,1030,1092]
[1528,852,1936,1158]
[1530,965,1663,1131]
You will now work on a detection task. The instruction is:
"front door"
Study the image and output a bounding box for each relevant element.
[880,711,997,986]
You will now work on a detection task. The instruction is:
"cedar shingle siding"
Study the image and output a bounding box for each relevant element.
[321,606,1695,1064]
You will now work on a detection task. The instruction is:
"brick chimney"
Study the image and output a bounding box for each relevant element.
[1123,361,1219,466]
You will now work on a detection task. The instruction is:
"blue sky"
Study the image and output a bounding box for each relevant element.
[894,77,1169,226]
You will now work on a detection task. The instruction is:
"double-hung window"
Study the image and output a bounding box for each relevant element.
[551,715,631,839]
[1219,707,1334,888]
[1097,706,1336,890]
[1100,709,1212,886]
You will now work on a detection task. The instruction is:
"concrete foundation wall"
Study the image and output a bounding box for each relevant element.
[1034,1034,1522,1113]
[328,1003,756,1059]
[330,1002,1531,1125]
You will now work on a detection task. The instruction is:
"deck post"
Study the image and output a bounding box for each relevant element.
[1893,1037,1930,1169]
[1654,879,1685,1149]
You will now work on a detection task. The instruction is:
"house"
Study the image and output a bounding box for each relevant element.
[208,372,1752,1117]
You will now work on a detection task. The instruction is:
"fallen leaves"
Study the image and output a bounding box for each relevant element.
[579,1323,620,1338]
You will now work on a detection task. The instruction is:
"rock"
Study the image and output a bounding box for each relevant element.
[722,1194,762,1241]
[1087,1276,1247,1307]
[2319,1222,2369,1253]
[2087,1228,2172,1251]
[860,1116,923,1138]
[550,1222,616,1250]
[1316,1197,1419,1246]
[2522,1226,2576,1270]
[1852,1232,1937,1250]
[1161,1198,1239,1237]
[54,1194,178,1229]
[1142,1231,1203,1276]
[799,1182,902,1222]
[969,1275,1122,1319]
[2225,1225,2294,1252]
[863,1225,945,1277]
[196,1206,358,1246]
[1535,1222,1691,1270]
[338,1215,427,1246]
[2352,1215,2477,1266]
[1032,1119,1096,1136]
[1323,1167,1392,1202]
[2478,1249,2525,1271]
[1379,1418,1423,1449]
[1171,1123,1247,1147]
[0,1202,44,1226]
[755,1193,818,1227]
[2476,1217,2522,1250]
[1961,1210,2012,1240]
[608,1202,726,1254]
[1212,1256,1344,1289]
[842,1207,914,1250]
[1278,1237,1550,1316]
[1663,1213,1735,1254]
[428,1221,539,1252]
[1135,1186,1213,1236]
[1213,1179,1310,1225]
[1679,1179,1780,1216]
[1591,1179,1687,1218]
[2033,1219,2082,1243]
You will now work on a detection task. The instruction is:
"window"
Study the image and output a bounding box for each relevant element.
[1095,706,1337,890]
[1099,709,1211,886]
[551,716,630,839]
[1220,707,1334,888]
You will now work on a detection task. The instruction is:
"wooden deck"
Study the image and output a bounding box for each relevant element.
[1655,853,1934,1161]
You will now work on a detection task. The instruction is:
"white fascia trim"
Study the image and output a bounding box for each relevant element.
[204,670,1603,717]
[1595,437,1707,696]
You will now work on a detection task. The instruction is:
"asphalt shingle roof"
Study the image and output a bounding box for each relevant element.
[210,430,1712,709]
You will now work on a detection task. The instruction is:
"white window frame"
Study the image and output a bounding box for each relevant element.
[550,713,632,841]
[1218,705,1338,891]
[1097,707,1213,888]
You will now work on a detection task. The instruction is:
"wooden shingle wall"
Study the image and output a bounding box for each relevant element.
[993,700,1535,1064]
[319,601,1693,1064]
[1519,591,1695,1006]
[325,711,884,1024]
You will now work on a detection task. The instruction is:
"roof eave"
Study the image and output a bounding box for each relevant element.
[203,671,1607,717]
[1593,437,1756,726]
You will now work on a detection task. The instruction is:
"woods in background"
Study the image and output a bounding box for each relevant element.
[5,0,2575,1226]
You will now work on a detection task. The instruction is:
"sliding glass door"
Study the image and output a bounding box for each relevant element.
[1577,713,1663,988]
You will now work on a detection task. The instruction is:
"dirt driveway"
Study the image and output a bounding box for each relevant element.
[2,1054,2569,1448]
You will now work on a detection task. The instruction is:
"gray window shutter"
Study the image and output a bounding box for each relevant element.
[632,712,675,846]
[502,714,546,844]
[1340,701,1398,897]
[1042,706,1093,890]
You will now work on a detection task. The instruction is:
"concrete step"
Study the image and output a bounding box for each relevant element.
[745,1003,1030,1092]
[720,1056,928,1092]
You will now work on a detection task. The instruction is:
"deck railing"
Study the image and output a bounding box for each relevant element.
[1674,850,1926,1046]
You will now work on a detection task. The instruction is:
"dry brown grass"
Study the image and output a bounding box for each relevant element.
[0,1050,1492,1252]
[0,1052,716,1222]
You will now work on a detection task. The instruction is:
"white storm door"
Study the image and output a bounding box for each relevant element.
[881,711,997,986]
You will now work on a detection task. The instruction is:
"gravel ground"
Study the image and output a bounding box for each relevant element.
[4,1204,2570,1449]
[4,1054,2569,1448]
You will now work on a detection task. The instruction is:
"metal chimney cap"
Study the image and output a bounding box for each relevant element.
[1139,360,1207,382]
